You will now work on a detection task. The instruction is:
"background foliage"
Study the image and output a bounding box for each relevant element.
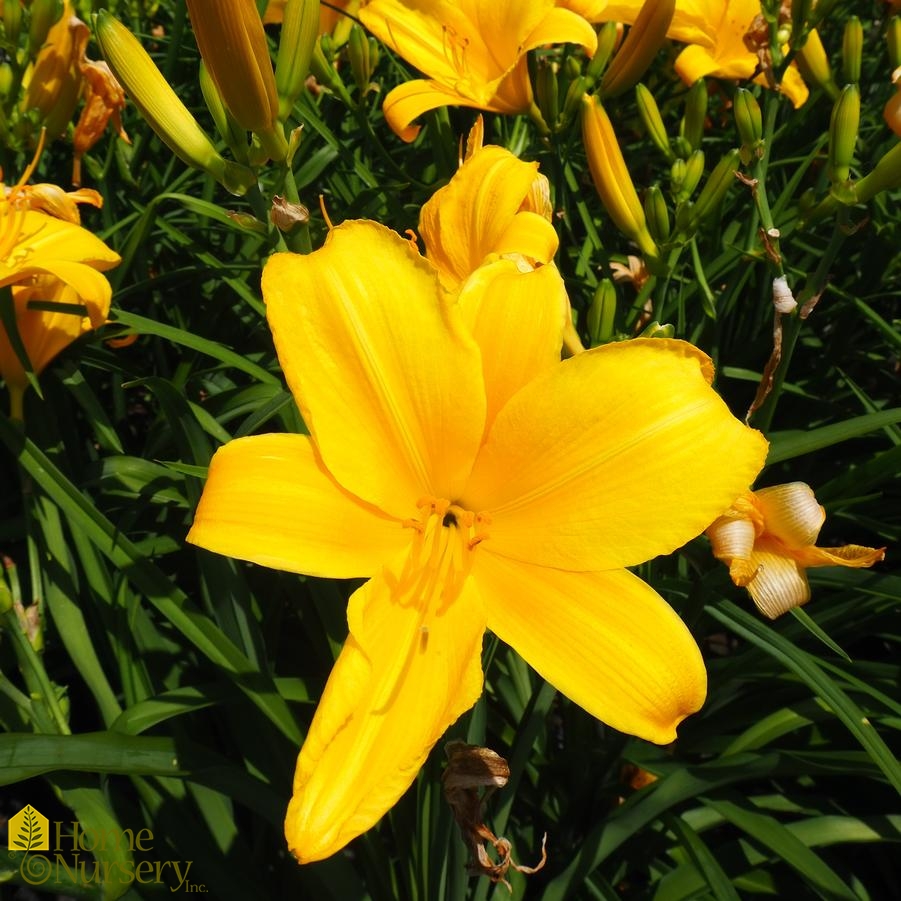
[1,0,899,898]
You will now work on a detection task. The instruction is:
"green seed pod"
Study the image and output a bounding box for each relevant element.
[828,82,860,187]
[587,279,618,346]
[689,148,740,229]
[680,78,707,151]
[888,16,901,71]
[643,184,671,243]
[677,149,705,202]
[635,83,673,161]
[535,58,559,131]
[842,16,862,84]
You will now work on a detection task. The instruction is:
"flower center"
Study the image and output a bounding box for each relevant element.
[398,497,491,617]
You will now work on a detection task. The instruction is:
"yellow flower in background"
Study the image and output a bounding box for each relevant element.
[706,482,885,619]
[265,0,357,41]
[188,218,767,862]
[583,0,809,108]
[358,0,597,141]
[0,180,120,414]
[418,122,584,354]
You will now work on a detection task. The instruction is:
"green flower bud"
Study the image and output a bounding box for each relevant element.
[635,83,673,161]
[855,140,901,202]
[586,21,619,84]
[4,0,22,46]
[0,61,13,98]
[680,79,707,152]
[638,320,675,339]
[676,149,705,202]
[643,184,670,243]
[587,279,617,346]
[889,17,901,71]
[200,61,248,162]
[842,16,862,84]
[734,88,763,164]
[670,157,686,196]
[828,82,860,189]
[348,23,372,95]
[535,58,559,131]
[28,0,63,58]
[275,0,320,120]
[310,33,350,100]
[688,148,740,230]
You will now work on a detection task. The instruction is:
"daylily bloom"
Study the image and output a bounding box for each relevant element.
[188,218,767,862]
[706,482,886,619]
[358,0,598,141]
[0,177,120,416]
[579,0,809,108]
[418,124,584,353]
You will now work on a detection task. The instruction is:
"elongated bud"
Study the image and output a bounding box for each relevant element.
[275,0,320,119]
[601,0,675,98]
[311,34,350,99]
[28,0,63,56]
[0,62,13,98]
[643,185,670,243]
[675,149,704,202]
[889,16,901,71]
[185,0,287,160]
[842,16,862,84]
[795,29,839,100]
[828,82,859,189]
[581,93,659,260]
[791,0,812,36]
[348,23,372,95]
[4,0,22,45]
[95,11,255,194]
[635,83,672,161]
[586,21,619,84]
[587,279,617,346]
[560,75,589,131]
[855,139,901,202]
[733,88,763,164]
[535,58,560,131]
[680,79,707,151]
[689,148,740,229]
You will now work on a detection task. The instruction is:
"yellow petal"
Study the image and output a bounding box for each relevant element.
[262,220,486,518]
[286,562,485,863]
[381,79,493,143]
[457,258,564,432]
[753,482,824,549]
[187,433,409,578]
[420,145,550,290]
[775,64,810,109]
[492,210,559,267]
[793,543,886,571]
[474,553,706,743]
[745,545,810,619]
[463,339,768,571]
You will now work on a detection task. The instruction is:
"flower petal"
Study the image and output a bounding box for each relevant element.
[793,543,886,571]
[753,482,825,549]
[463,338,768,571]
[457,258,564,432]
[745,545,810,618]
[420,146,551,290]
[17,209,121,269]
[474,552,706,743]
[187,433,409,578]
[285,563,485,863]
[262,220,486,517]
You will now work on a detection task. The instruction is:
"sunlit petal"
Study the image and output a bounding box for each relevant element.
[463,339,767,571]
[475,553,706,743]
[285,561,484,863]
[753,482,824,548]
[262,220,486,517]
[745,545,810,619]
[187,433,409,578]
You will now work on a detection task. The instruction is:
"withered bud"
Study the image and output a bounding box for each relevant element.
[270,195,310,232]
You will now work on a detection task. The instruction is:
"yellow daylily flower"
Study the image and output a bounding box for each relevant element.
[188,219,767,862]
[582,0,809,108]
[0,182,120,414]
[706,482,886,619]
[418,126,585,354]
[358,0,598,141]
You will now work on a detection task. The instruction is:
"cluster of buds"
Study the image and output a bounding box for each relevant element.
[94,0,322,195]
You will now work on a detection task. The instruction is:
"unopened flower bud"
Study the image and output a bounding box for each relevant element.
[688,148,740,230]
[585,21,619,84]
[200,61,248,160]
[675,149,704,202]
[581,93,659,261]
[348,22,373,95]
[4,0,22,45]
[587,279,617,346]
[680,78,707,151]
[888,16,901,70]
[601,0,674,98]
[95,11,255,194]
[828,82,859,190]
[795,29,838,99]
[842,16,862,84]
[635,83,672,161]
[535,58,560,131]
[643,184,670,243]
[275,0,320,120]
[733,88,763,164]
[28,0,63,57]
